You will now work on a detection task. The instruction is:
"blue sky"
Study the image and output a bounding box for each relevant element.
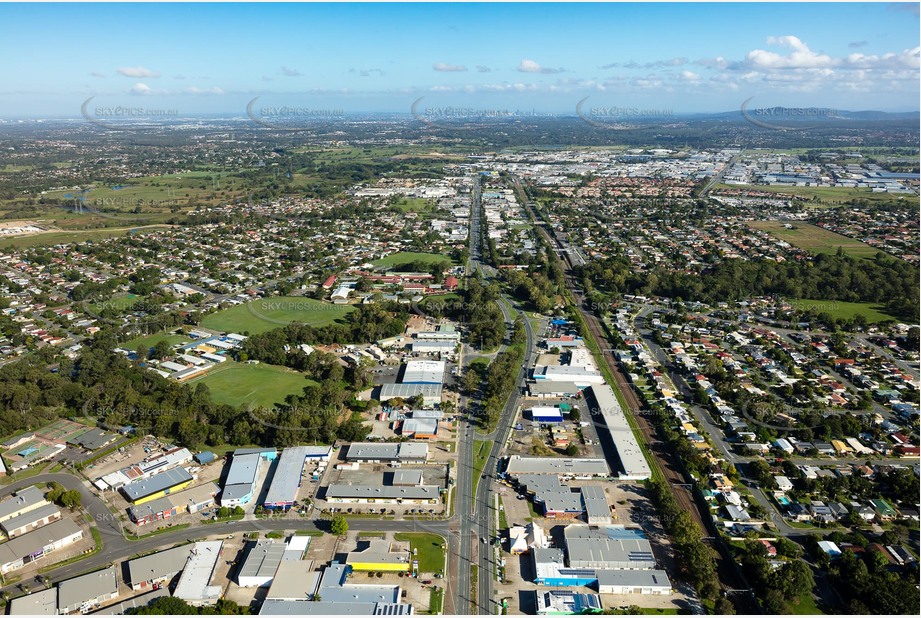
[1,2,918,117]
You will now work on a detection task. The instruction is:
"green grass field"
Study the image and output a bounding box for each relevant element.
[392,197,436,212]
[0,225,172,250]
[88,293,139,315]
[790,299,898,323]
[371,252,455,268]
[394,532,446,573]
[471,440,491,496]
[750,221,883,259]
[41,171,250,210]
[201,297,354,335]
[123,331,191,352]
[189,362,317,409]
[789,594,825,615]
[718,183,918,208]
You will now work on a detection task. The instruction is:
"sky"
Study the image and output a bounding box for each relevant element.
[0,2,919,118]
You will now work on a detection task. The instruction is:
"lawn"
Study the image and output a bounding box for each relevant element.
[371,251,455,268]
[790,299,899,323]
[427,587,444,615]
[717,183,918,208]
[391,197,436,213]
[394,532,446,574]
[789,594,825,615]
[123,331,191,352]
[749,221,884,259]
[41,171,251,210]
[471,440,492,496]
[189,362,317,409]
[0,225,172,250]
[202,296,354,335]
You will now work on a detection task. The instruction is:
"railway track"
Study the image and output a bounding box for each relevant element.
[519,191,752,602]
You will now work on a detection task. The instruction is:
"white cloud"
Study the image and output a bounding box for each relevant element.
[680,70,701,81]
[129,83,153,95]
[433,63,467,72]
[184,86,224,95]
[517,59,564,74]
[117,66,160,78]
[280,66,302,77]
[89,71,106,78]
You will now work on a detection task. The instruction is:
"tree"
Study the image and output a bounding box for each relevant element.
[330,514,348,536]
[714,597,736,615]
[152,339,173,360]
[564,443,579,456]
[568,409,581,422]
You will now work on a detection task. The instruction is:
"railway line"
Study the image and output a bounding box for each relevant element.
[516,181,754,607]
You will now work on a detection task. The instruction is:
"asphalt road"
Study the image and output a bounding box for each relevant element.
[1,472,459,598]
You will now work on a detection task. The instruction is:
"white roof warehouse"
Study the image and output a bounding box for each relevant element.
[263,446,311,510]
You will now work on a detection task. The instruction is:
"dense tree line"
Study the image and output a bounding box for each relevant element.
[0,326,371,449]
[809,538,920,615]
[577,251,919,321]
[645,478,723,606]
[733,538,814,614]
[239,303,409,363]
[130,597,248,615]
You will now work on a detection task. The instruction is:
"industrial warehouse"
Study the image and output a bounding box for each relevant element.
[262,446,332,511]
[530,525,672,595]
[120,467,195,505]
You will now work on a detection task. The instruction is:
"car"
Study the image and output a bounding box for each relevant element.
[421,580,433,585]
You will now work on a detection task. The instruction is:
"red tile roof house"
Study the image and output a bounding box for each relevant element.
[443,276,459,291]
[321,275,337,290]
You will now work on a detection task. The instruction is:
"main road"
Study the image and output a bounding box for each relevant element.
[452,174,540,614]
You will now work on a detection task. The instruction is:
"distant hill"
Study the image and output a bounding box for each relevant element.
[691,108,920,122]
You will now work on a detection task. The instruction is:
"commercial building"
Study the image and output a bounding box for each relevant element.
[401,417,439,439]
[534,365,604,386]
[529,381,583,399]
[263,446,311,511]
[509,523,549,555]
[173,540,224,607]
[126,544,195,591]
[529,406,565,423]
[411,340,456,354]
[128,482,218,525]
[582,486,613,525]
[596,569,673,595]
[402,360,445,384]
[0,517,83,574]
[515,477,612,523]
[346,540,412,572]
[325,484,441,505]
[88,589,169,615]
[221,450,275,507]
[379,383,442,406]
[532,548,598,586]
[534,590,603,615]
[504,456,610,477]
[265,560,321,601]
[57,565,119,614]
[120,467,194,505]
[564,525,657,570]
[415,329,459,341]
[345,442,429,464]
[586,385,652,480]
[8,587,56,615]
[0,486,49,524]
[259,562,413,616]
[1,502,61,538]
[238,539,286,587]
[96,447,193,491]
